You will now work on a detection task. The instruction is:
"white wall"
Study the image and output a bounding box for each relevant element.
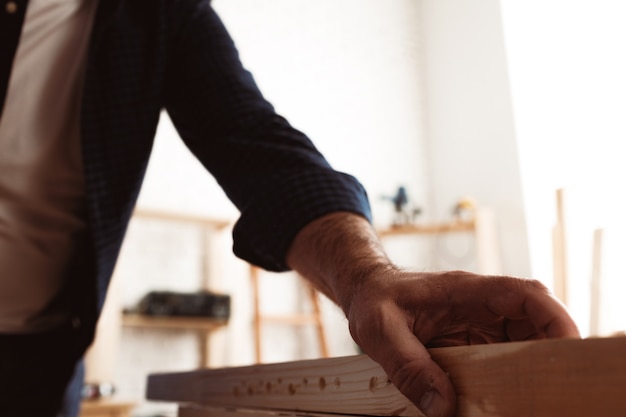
[212,0,429,225]
[420,0,626,335]
[420,0,531,276]
[500,0,626,335]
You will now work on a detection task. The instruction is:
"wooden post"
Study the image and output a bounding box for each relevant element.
[250,268,330,363]
[305,283,329,358]
[474,208,502,275]
[552,188,569,306]
[250,265,262,363]
[589,228,604,336]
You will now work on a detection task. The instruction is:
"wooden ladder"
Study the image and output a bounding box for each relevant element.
[249,266,329,363]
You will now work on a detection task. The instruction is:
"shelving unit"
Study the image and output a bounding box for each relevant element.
[121,209,233,368]
[377,219,476,236]
[377,208,501,275]
[121,313,228,332]
[79,400,135,417]
[132,208,231,291]
[85,208,234,381]
[249,266,328,364]
[121,313,228,368]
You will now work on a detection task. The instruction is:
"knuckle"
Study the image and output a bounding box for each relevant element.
[348,301,400,350]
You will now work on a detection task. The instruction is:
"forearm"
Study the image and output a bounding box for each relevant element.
[285,211,395,315]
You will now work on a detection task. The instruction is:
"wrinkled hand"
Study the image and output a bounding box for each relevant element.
[346,269,581,417]
[286,212,581,417]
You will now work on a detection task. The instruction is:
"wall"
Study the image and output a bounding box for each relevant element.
[420,0,531,276]
[211,0,429,225]
[500,0,626,335]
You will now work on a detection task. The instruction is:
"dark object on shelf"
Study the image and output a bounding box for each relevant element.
[381,185,422,226]
[81,382,115,399]
[136,290,231,319]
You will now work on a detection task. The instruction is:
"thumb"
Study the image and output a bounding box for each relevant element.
[353,315,456,417]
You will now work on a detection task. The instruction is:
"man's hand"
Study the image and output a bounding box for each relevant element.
[286,212,580,417]
[346,269,580,417]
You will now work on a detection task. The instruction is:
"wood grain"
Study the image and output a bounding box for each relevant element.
[178,404,366,417]
[148,336,626,417]
[149,355,420,416]
[431,336,626,416]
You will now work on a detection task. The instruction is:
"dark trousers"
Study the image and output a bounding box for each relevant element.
[0,321,85,417]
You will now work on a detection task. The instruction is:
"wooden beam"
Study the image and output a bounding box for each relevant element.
[249,268,330,364]
[552,188,569,306]
[149,354,418,416]
[178,404,358,417]
[250,265,262,364]
[148,336,626,417]
[473,208,502,275]
[589,228,604,336]
[431,336,626,416]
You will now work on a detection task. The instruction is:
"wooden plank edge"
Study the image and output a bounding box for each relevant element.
[179,404,373,417]
[148,336,626,417]
[148,354,420,417]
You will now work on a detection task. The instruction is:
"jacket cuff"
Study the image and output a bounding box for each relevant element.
[232,170,371,271]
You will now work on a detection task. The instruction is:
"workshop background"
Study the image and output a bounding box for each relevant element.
[83,1,626,416]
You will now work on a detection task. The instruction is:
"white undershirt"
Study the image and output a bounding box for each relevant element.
[0,0,99,332]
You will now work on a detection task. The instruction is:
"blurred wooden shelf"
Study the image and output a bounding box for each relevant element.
[133,208,231,230]
[121,313,228,332]
[376,210,501,275]
[377,219,475,237]
[79,400,135,417]
[121,313,228,367]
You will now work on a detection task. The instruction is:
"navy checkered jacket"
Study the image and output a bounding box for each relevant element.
[73,0,371,326]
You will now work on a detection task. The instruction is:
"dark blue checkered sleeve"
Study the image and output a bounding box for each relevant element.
[164,1,371,271]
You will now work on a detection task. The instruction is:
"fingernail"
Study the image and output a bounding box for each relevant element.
[419,389,435,415]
